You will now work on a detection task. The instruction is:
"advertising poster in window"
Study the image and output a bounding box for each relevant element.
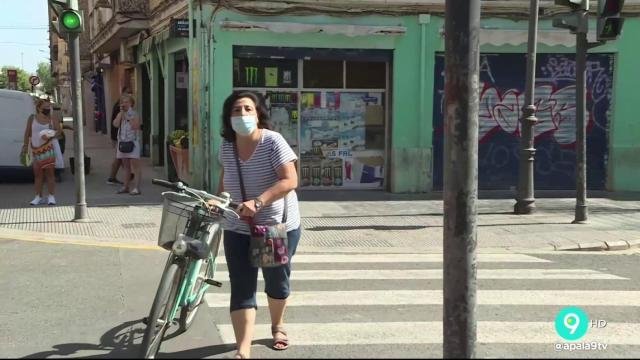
[300,91,384,189]
[265,91,299,150]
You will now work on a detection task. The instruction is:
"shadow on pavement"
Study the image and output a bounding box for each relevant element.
[160,338,273,359]
[19,318,242,359]
[21,319,145,359]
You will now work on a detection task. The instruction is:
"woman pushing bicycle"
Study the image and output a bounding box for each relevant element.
[215,91,301,359]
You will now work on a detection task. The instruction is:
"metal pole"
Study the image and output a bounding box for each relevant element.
[68,0,88,221]
[515,0,540,215]
[573,13,588,224]
[443,0,480,357]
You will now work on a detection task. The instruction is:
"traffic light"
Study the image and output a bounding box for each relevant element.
[597,0,625,41]
[49,0,84,37]
[555,0,590,10]
[552,0,589,32]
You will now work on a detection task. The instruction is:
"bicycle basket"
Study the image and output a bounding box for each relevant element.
[158,192,217,249]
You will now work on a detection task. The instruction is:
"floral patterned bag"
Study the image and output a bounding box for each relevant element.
[234,144,289,268]
[249,222,289,268]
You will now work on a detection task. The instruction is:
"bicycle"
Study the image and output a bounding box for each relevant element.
[140,179,240,359]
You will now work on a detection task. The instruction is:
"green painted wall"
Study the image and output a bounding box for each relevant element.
[608,19,640,192]
[190,6,640,193]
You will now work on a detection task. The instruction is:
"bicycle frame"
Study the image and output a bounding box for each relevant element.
[164,221,222,324]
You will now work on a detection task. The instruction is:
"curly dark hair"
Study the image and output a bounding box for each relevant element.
[221,91,271,142]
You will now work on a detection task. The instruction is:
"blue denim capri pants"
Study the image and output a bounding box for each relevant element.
[223,227,301,312]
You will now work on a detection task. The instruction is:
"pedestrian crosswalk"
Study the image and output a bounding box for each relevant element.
[204,252,640,357]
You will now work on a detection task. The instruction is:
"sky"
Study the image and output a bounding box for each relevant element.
[0,0,50,75]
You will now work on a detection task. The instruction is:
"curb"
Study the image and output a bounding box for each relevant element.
[0,228,161,251]
[553,239,640,252]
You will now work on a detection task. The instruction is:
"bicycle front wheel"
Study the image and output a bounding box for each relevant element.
[179,224,222,331]
[141,262,182,359]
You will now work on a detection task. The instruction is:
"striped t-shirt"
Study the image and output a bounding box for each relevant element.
[219,129,301,235]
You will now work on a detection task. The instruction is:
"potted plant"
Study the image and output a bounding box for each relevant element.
[168,130,189,183]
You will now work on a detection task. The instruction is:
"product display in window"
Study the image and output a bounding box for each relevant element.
[299,91,385,189]
[266,91,298,149]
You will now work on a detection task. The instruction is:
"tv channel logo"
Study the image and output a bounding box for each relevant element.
[555,306,589,341]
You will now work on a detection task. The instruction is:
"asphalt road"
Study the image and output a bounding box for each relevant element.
[1,239,639,359]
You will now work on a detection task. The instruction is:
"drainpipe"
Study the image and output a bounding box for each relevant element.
[419,14,430,191]
[188,0,194,186]
[419,15,430,147]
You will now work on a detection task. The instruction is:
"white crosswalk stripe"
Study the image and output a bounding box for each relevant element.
[205,252,640,356]
[213,253,552,264]
[205,290,640,307]
[212,268,627,280]
[215,322,640,346]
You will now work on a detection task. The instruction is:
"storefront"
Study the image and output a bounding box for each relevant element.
[232,46,390,190]
[136,20,190,180]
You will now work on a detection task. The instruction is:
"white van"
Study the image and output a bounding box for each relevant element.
[0,89,37,180]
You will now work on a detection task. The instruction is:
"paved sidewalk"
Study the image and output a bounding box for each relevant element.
[1,126,639,253]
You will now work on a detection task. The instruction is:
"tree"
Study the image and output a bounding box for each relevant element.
[0,66,32,92]
[37,62,55,94]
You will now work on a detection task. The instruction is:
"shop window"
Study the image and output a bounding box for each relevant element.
[346,61,386,89]
[303,60,343,89]
[299,91,385,189]
[233,58,298,88]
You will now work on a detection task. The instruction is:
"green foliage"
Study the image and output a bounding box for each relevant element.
[0,66,33,92]
[168,130,189,149]
[37,62,55,94]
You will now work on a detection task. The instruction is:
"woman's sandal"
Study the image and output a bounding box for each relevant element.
[117,187,129,194]
[233,351,248,359]
[271,325,289,351]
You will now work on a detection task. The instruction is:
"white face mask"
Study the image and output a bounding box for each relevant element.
[231,115,258,136]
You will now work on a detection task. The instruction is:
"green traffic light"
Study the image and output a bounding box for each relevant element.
[61,11,81,30]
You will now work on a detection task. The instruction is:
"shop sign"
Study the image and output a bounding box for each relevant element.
[170,19,191,38]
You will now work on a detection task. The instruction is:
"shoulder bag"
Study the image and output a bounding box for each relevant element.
[118,118,135,153]
[29,115,56,170]
[234,143,289,268]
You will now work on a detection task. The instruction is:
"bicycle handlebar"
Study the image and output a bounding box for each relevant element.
[152,178,241,218]
[151,178,178,190]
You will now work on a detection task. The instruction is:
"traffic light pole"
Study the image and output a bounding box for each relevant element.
[515,0,540,215]
[573,12,589,224]
[443,0,480,357]
[68,29,88,221]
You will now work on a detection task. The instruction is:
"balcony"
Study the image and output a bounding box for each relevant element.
[89,0,149,55]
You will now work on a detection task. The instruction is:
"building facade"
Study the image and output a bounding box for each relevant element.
[87,0,149,146]
[183,0,640,194]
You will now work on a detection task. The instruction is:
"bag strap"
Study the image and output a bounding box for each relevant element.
[233,142,287,223]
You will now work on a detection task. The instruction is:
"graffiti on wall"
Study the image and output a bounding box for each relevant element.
[432,53,615,190]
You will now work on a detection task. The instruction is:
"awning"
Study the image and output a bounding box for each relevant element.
[220,20,407,37]
[440,27,598,47]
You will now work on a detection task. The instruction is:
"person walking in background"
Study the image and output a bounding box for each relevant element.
[216,91,301,359]
[112,93,142,195]
[107,87,130,185]
[21,98,61,205]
